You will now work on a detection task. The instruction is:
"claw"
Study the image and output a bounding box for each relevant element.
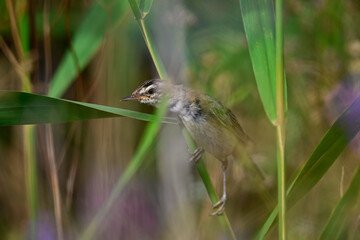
[212,197,225,209]
[210,203,225,216]
[210,160,228,216]
[189,148,204,163]
[210,195,226,216]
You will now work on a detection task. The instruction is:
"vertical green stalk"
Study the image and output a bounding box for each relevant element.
[128,0,167,79]
[182,130,236,240]
[275,0,286,239]
[5,0,37,238]
[24,125,37,239]
[43,2,64,239]
[79,101,168,240]
[140,21,167,79]
[80,2,169,239]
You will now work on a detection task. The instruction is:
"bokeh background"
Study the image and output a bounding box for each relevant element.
[0,0,360,239]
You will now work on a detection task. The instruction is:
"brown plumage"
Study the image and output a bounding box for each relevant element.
[122,79,251,215]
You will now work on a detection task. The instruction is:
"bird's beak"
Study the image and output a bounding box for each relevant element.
[120,94,146,101]
[120,95,135,101]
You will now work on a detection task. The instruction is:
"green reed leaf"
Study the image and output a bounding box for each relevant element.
[0,91,176,125]
[80,100,168,240]
[240,0,280,123]
[139,0,153,18]
[48,0,128,98]
[256,96,360,239]
[319,166,360,240]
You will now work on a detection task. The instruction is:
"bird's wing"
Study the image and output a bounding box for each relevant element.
[207,98,250,144]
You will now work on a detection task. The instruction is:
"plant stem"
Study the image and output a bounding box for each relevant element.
[5,1,38,239]
[140,20,167,79]
[80,3,170,239]
[275,0,286,239]
[4,0,32,92]
[45,125,64,240]
[24,126,37,240]
[79,101,167,240]
[182,129,236,240]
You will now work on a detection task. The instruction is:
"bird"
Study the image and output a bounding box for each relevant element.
[121,79,251,215]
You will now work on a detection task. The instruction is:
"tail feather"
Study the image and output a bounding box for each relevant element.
[232,145,275,208]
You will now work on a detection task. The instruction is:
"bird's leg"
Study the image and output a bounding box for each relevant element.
[210,159,228,216]
[178,118,204,164]
[189,147,204,163]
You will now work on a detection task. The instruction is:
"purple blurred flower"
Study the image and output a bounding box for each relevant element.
[325,73,360,154]
[79,171,160,239]
[26,211,56,240]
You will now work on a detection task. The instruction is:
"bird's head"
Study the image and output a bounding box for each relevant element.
[121,79,165,105]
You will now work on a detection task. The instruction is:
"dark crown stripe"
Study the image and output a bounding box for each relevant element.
[140,79,160,89]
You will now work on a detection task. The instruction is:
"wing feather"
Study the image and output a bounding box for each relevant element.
[206,96,250,144]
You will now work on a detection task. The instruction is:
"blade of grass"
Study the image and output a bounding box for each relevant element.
[23,125,37,240]
[43,2,64,239]
[287,97,360,206]
[275,0,286,239]
[48,0,128,97]
[319,166,360,240]
[182,129,237,240]
[5,0,25,61]
[239,0,277,123]
[0,36,32,96]
[0,91,177,125]
[44,125,63,240]
[241,0,287,238]
[79,1,171,237]
[3,0,31,92]
[128,0,167,78]
[19,12,30,58]
[255,96,360,239]
[139,0,153,19]
[79,99,167,240]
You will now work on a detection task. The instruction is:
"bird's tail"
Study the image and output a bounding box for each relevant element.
[233,145,275,208]
[233,143,264,177]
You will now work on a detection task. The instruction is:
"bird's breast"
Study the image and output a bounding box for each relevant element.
[180,115,237,160]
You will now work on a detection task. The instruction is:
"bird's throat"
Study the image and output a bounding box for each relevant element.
[168,86,203,122]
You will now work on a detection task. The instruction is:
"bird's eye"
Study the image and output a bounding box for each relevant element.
[148,88,154,94]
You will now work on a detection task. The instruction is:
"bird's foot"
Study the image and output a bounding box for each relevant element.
[210,195,226,216]
[189,148,204,163]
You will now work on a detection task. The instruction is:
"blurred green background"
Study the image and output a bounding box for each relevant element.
[0,0,360,239]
